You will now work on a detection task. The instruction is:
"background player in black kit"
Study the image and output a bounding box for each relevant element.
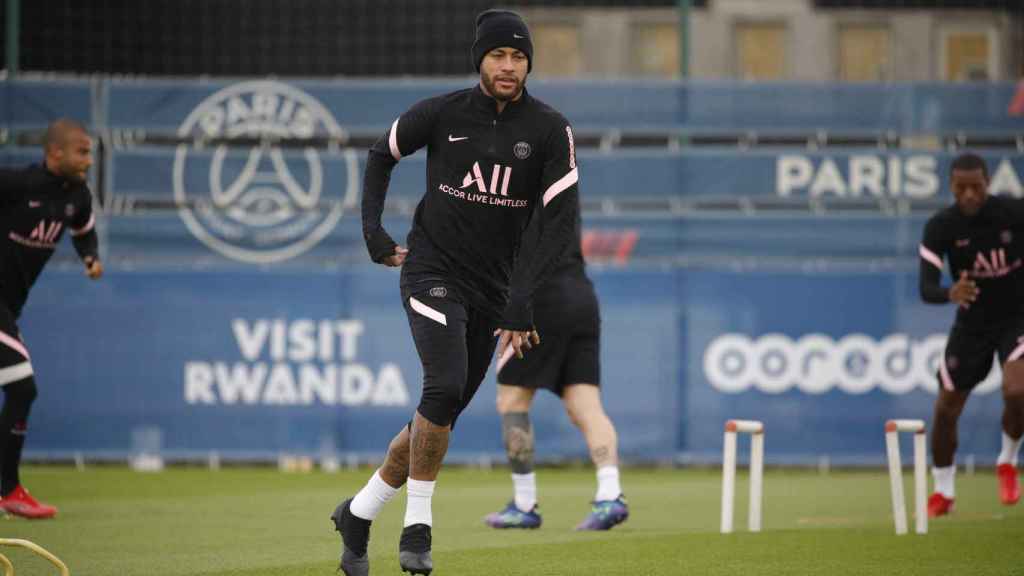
[483,206,628,531]
[919,152,1024,517]
[331,10,579,576]
[0,118,102,519]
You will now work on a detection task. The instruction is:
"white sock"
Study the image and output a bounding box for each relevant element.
[349,469,400,521]
[595,466,621,502]
[404,478,435,527]
[511,472,537,512]
[997,431,1022,467]
[933,465,956,499]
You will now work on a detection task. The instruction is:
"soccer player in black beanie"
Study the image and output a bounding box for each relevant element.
[331,8,582,576]
[472,9,533,74]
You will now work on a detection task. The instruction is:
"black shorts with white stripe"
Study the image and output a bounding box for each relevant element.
[401,277,498,428]
[0,303,33,387]
[939,314,1024,392]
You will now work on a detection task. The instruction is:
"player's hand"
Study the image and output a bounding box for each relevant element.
[84,256,103,280]
[383,246,409,267]
[949,270,979,309]
[495,328,540,360]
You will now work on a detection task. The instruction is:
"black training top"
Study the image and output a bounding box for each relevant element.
[919,195,1024,328]
[362,86,579,330]
[0,164,98,317]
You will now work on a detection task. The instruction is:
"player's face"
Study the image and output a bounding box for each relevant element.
[57,131,94,183]
[951,168,988,217]
[480,47,528,102]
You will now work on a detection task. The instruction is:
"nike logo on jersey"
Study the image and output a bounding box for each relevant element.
[448,135,469,142]
[28,201,41,208]
[955,238,970,247]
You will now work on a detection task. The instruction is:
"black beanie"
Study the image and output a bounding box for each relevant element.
[472,9,533,73]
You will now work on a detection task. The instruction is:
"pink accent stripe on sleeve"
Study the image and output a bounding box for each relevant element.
[542,167,578,207]
[919,245,944,270]
[71,213,95,236]
[388,118,402,161]
[0,331,30,361]
[1008,342,1024,363]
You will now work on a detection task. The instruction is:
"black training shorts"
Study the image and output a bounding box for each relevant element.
[939,315,1024,392]
[496,273,600,396]
[402,278,498,427]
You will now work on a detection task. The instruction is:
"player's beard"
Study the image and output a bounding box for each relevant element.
[482,70,524,102]
[62,164,88,183]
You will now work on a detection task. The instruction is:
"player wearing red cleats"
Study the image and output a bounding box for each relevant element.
[0,485,57,519]
[997,463,1020,505]
[927,492,954,518]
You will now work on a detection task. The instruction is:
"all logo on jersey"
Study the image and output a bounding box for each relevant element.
[972,248,1022,279]
[173,81,358,264]
[513,141,531,160]
[461,162,512,196]
[29,221,62,244]
[438,161,527,208]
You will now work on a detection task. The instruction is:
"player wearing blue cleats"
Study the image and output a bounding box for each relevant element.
[484,501,543,529]
[575,495,629,531]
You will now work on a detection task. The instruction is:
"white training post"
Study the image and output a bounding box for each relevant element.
[721,419,764,534]
[885,419,927,536]
[914,429,927,535]
[749,430,764,532]
[721,426,737,533]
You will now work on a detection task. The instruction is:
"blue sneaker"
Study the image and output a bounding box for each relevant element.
[575,495,629,531]
[483,501,542,529]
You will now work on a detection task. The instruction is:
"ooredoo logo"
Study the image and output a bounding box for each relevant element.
[173,81,358,263]
[703,333,1000,396]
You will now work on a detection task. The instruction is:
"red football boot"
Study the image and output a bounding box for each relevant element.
[0,485,57,519]
[997,463,1020,506]
[927,492,954,518]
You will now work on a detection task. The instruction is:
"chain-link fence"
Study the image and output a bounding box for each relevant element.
[13,0,688,76]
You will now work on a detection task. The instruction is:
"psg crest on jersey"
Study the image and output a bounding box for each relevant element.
[1001,230,1013,244]
[172,81,358,264]
[513,141,531,160]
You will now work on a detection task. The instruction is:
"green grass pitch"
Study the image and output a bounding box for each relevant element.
[1,465,1022,575]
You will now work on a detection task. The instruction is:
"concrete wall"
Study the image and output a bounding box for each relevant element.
[525,1,1021,81]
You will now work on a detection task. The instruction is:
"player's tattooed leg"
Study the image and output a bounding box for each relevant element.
[380,426,411,487]
[590,445,612,468]
[410,411,449,480]
[502,412,534,474]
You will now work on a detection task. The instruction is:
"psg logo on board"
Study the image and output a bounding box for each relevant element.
[172,81,358,264]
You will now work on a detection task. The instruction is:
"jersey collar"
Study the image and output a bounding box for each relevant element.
[472,85,530,118]
[37,162,74,191]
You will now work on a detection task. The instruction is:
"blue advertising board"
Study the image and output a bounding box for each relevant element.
[20,264,1005,465]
